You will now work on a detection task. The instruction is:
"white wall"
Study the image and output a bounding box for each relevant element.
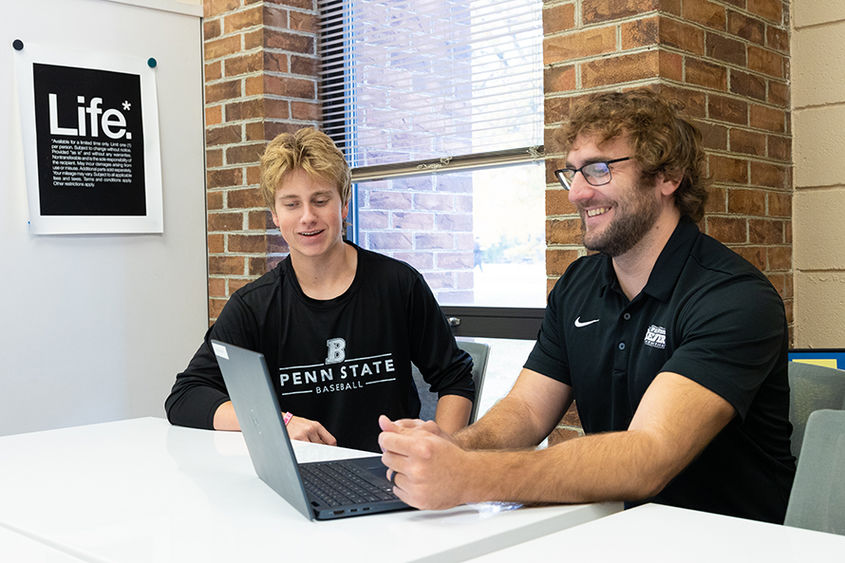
[0,0,207,435]
[792,1,845,347]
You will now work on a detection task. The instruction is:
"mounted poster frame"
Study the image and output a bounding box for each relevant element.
[14,41,163,234]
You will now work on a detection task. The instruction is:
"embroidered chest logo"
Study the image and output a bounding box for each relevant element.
[574,316,599,328]
[644,325,667,349]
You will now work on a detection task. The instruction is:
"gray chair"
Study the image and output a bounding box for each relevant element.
[412,341,490,424]
[787,361,845,458]
[784,409,845,535]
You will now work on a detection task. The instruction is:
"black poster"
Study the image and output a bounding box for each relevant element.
[33,63,146,216]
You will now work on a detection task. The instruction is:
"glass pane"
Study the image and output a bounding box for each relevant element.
[353,161,546,308]
[320,0,544,166]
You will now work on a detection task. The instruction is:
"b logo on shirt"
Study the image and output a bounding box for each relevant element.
[325,338,346,364]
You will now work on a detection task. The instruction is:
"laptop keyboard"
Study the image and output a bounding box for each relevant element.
[300,460,396,507]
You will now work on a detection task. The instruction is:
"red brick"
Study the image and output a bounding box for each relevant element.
[207,167,243,189]
[245,165,262,186]
[622,16,659,49]
[206,105,223,127]
[265,29,314,54]
[546,248,581,276]
[209,298,227,321]
[729,128,766,156]
[706,33,746,66]
[546,188,577,216]
[208,211,244,231]
[262,4,288,28]
[660,51,683,82]
[207,124,242,147]
[727,11,765,44]
[205,61,222,82]
[686,58,727,90]
[747,0,782,24]
[264,75,315,99]
[208,276,226,298]
[659,17,704,54]
[223,6,262,33]
[207,147,224,169]
[289,10,318,33]
[206,80,242,104]
[205,0,240,18]
[204,18,222,40]
[228,186,266,208]
[583,0,660,24]
[244,29,262,50]
[544,27,616,65]
[226,143,267,165]
[734,246,767,271]
[656,85,707,119]
[767,26,789,53]
[728,188,766,215]
[207,189,224,210]
[748,46,784,78]
[249,210,274,230]
[204,35,242,60]
[545,65,576,93]
[291,101,321,121]
[683,0,726,29]
[705,186,727,213]
[750,161,788,189]
[229,233,268,253]
[767,245,791,271]
[730,69,766,101]
[543,3,576,34]
[768,81,788,107]
[749,104,785,133]
[225,99,263,121]
[209,256,245,276]
[581,51,661,88]
[749,218,784,244]
[547,218,583,245]
[768,192,791,217]
[767,135,790,161]
[695,120,728,151]
[291,55,318,76]
[225,52,263,76]
[708,94,747,125]
[706,216,747,243]
[265,52,288,73]
[709,154,748,183]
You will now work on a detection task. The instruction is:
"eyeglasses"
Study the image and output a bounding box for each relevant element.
[554,157,631,190]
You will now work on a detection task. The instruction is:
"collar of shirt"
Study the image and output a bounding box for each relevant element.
[598,218,700,303]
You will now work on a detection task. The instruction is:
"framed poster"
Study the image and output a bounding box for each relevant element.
[14,41,163,234]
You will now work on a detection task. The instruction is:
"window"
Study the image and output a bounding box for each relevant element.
[320,0,545,338]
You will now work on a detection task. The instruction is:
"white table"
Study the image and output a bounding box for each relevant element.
[471,503,845,561]
[0,525,86,562]
[0,418,620,562]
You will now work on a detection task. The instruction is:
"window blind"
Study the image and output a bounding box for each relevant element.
[318,0,544,175]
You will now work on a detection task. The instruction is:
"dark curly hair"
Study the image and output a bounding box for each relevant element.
[561,90,708,222]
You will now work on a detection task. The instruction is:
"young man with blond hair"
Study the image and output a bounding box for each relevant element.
[166,128,474,452]
[379,90,795,523]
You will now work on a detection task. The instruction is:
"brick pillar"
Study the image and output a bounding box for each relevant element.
[204,0,320,322]
[543,0,792,441]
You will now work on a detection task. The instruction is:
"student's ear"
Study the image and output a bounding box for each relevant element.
[270,210,280,228]
[341,201,349,221]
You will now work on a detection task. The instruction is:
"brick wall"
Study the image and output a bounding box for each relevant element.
[543,0,792,442]
[204,0,321,322]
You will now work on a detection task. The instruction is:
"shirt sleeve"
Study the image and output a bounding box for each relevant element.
[661,273,787,420]
[524,276,572,385]
[406,275,475,402]
[164,292,260,429]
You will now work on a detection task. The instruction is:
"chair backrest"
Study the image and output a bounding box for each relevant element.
[787,362,845,458]
[784,409,845,535]
[412,341,490,425]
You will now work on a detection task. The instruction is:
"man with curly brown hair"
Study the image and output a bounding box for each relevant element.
[380,90,795,523]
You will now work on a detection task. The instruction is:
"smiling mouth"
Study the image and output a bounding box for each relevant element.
[299,229,324,237]
[585,207,610,217]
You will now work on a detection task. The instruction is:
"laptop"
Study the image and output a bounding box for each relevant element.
[211,339,411,521]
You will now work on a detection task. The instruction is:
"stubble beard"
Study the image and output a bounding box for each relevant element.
[580,181,661,257]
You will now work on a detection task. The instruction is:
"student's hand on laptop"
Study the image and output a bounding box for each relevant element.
[378,415,469,510]
[286,416,337,446]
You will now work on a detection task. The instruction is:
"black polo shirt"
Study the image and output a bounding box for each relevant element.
[525,219,795,523]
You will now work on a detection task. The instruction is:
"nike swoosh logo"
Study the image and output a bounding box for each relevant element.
[574,316,599,328]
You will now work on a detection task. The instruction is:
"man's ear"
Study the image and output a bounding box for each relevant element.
[270,210,280,228]
[657,171,682,197]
